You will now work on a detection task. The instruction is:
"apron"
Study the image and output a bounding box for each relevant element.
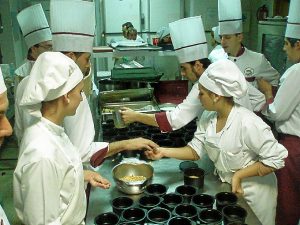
[204,127,277,225]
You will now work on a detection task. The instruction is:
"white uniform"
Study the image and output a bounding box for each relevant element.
[0,205,10,225]
[156,82,260,132]
[15,77,108,165]
[208,45,227,63]
[189,105,288,225]
[262,63,300,137]
[228,47,279,87]
[14,118,86,225]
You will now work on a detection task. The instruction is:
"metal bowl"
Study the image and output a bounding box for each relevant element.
[113,163,154,194]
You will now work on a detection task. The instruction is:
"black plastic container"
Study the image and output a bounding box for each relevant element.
[111,196,134,216]
[145,183,168,197]
[94,212,120,225]
[191,194,215,210]
[173,203,198,221]
[198,209,223,225]
[175,185,197,203]
[121,207,146,225]
[167,216,194,225]
[146,207,171,224]
[161,193,184,211]
[215,192,238,212]
[222,205,247,225]
[184,167,205,189]
[138,195,162,210]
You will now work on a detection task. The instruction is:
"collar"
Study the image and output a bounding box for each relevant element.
[41,117,65,136]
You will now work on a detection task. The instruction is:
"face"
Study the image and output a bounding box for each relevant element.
[283,38,300,62]
[0,92,13,148]
[74,53,91,76]
[31,40,53,60]
[221,34,242,56]
[127,32,137,40]
[198,84,215,111]
[180,63,198,82]
[66,81,84,116]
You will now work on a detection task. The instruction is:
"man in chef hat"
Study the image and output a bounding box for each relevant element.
[208,26,227,63]
[0,68,13,225]
[15,4,52,83]
[218,0,279,96]
[257,0,300,224]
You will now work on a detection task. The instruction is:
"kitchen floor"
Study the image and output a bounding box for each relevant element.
[0,135,22,225]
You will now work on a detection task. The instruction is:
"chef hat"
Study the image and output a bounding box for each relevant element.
[17,4,52,49]
[51,0,95,53]
[0,68,7,95]
[157,26,170,41]
[212,26,221,43]
[20,52,83,110]
[169,16,208,63]
[285,0,300,39]
[199,59,247,98]
[218,0,243,35]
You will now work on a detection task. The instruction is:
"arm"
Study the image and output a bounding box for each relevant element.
[256,54,280,87]
[121,107,158,127]
[83,170,111,189]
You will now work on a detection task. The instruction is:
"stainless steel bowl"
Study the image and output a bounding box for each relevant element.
[113,163,154,194]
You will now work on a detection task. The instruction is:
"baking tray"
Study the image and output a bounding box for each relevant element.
[111,67,163,82]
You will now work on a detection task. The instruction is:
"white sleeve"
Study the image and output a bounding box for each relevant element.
[0,205,10,225]
[257,54,280,86]
[166,83,204,130]
[20,159,62,225]
[262,65,300,121]
[242,116,288,169]
[247,82,266,111]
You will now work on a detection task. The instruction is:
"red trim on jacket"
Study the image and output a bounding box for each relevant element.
[90,147,108,167]
[155,112,173,132]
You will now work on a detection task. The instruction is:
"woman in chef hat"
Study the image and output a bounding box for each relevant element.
[13,52,105,224]
[258,0,300,224]
[146,59,288,225]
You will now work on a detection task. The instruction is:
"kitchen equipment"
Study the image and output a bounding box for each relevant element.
[184,167,205,189]
[121,207,147,224]
[111,67,163,82]
[112,109,127,129]
[198,209,223,225]
[138,195,162,210]
[111,196,134,216]
[222,205,247,225]
[175,185,197,204]
[191,194,215,210]
[167,216,194,225]
[215,192,238,212]
[144,183,168,197]
[147,207,171,224]
[161,193,183,211]
[173,204,198,222]
[112,163,154,194]
[94,212,120,225]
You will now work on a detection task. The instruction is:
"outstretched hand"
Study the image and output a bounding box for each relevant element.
[84,170,111,189]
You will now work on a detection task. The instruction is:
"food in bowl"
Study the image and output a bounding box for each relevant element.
[120,175,147,184]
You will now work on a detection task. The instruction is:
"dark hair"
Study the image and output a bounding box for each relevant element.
[188,58,211,69]
[27,43,40,60]
[61,51,84,57]
[287,37,300,47]
[122,22,133,29]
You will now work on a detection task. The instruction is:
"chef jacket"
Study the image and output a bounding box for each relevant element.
[14,117,86,225]
[188,104,287,225]
[208,45,228,63]
[0,205,10,225]
[155,82,264,132]
[262,63,300,137]
[228,47,279,87]
[15,77,108,167]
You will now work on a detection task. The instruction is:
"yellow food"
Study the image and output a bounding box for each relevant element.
[120,175,146,182]
[188,175,199,178]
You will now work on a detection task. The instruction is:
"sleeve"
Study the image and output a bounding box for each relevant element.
[262,65,300,121]
[187,111,211,159]
[165,83,204,131]
[14,92,23,145]
[242,116,288,169]
[246,82,266,111]
[20,159,62,225]
[256,54,280,86]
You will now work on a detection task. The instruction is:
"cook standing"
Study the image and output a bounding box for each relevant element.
[146,59,288,225]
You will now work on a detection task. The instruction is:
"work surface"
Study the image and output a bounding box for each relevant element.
[86,155,261,225]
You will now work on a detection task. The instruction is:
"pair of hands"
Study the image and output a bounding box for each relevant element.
[84,170,111,189]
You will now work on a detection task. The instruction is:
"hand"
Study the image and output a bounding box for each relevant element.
[231,171,244,195]
[124,137,159,151]
[84,170,111,189]
[144,147,165,160]
[257,79,273,99]
[120,107,138,124]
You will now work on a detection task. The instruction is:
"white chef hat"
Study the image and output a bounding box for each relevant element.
[169,16,208,63]
[51,0,95,53]
[199,59,247,98]
[0,68,7,95]
[17,4,52,50]
[285,0,300,39]
[20,52,83,111]
[157,26,170,41]
[218,0,243,35]
[212,26,221,43]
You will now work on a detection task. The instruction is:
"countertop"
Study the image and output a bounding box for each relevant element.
[85,155,261,225]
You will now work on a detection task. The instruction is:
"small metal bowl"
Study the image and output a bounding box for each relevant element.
[113,163,154,194]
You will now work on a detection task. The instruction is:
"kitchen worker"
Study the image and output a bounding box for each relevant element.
[0,69,13,225]
[14,3,52,142]
[218,0,279,95]
[14,4,52,86]
[146,59,288,225]
[13,52,90,224]
[122,22,133,39]
[257,0,300,224]
[156,26,173,50]
[208,26,227,63]
[121,16,262,132]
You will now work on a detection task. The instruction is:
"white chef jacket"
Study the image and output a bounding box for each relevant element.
[262,63,300,137]
[15,60,34,78]
[208,45,228,63]
[15,77,108,166]
[14,118,86,225]
[189,104,288,225]
[228,47,279,87]
[0,205,10,225]
[155,82,261,132]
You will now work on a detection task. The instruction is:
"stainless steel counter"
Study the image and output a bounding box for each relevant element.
[85,155,261,225]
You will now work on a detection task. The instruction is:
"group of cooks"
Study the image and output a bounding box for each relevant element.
[0,0,299,224]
